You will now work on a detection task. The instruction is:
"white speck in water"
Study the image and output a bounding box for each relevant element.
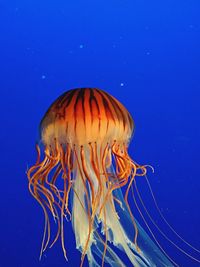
[79,44,84,49]
[41,75,46,80]
[120,83,124,87]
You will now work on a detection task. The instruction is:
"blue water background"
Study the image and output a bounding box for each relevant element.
[1,1,200,267]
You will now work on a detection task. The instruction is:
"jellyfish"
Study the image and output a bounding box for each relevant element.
[27,88,200,267]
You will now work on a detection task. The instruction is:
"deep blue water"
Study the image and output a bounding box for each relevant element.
[1,1,200,267]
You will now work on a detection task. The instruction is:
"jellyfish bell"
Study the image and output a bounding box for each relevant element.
[40,88,133,150]
[28,88,200,267]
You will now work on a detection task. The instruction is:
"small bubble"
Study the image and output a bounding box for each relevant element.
[120,83,124,87]
[41,75,46,80]
[79,44,84,49]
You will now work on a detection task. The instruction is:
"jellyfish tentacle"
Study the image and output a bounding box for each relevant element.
[60,144,72,219]
[144,174,200,254]
[28,176,51,259]
[134,178,200,263]
[101,143,112,267]
[60,175,68,261]
[130,181,179,267]
[101,192,108,267]
[124,169,139,250]
[46,164,62,205]
[35,143,41,165]
[49,202,61,249]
